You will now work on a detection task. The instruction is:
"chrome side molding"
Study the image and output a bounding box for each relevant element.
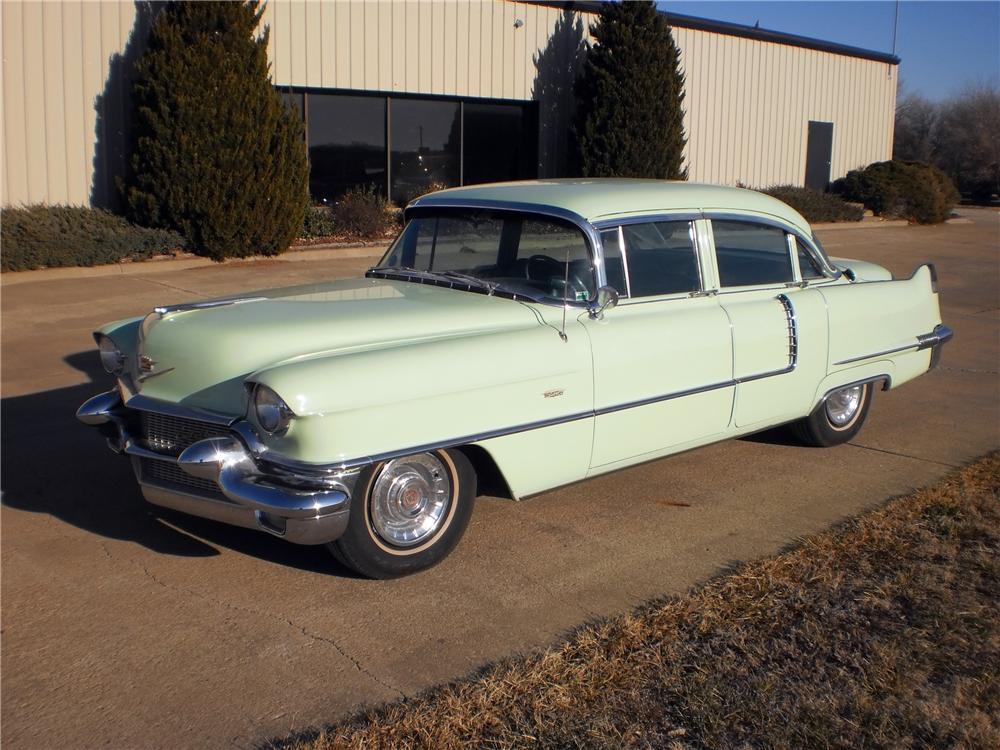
[834,324,954,366]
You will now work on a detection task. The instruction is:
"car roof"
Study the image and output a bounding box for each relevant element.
[410,178,812,234]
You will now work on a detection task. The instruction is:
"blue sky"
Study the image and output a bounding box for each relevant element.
[658,1,1000,101]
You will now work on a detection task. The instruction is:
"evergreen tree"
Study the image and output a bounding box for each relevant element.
[124,1,308,260]
[573,1,687,179]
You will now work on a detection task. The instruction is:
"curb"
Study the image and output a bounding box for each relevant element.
[812,219,910,231]
[0,243,390,287]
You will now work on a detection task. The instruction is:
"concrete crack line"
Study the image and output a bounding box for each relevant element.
[128,275,208,297]
[845,442,960,469]
[938,365,1000,375]
[97,541,405,699]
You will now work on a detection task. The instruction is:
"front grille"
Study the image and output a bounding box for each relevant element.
[140,411,230,456]
[139,457,229,499]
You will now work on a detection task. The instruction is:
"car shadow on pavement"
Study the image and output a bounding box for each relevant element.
[0,351,358,577]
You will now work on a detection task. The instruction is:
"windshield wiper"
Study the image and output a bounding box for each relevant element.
[435,270,500,294]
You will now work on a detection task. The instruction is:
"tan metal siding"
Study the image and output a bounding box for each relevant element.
[672,25,897,187]
[2,0,897,207]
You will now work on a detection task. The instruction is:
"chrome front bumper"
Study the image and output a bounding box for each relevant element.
[76,391,356,545]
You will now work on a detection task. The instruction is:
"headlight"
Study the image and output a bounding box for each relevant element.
[98,336,124,374]
[253,385,293,435]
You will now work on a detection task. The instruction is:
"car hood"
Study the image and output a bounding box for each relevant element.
[130,277,542,415]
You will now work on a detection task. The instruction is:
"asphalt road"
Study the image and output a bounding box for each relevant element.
[2,210,998,749]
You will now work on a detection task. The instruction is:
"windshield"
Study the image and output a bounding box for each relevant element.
[373,209,597,304]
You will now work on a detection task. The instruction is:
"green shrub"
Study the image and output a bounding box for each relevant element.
[301,205,337,238]
[1,205,186,272]
[123,1,309,261]
[763,186,864,223]
[833,160,959,224]
[334,186,396,238]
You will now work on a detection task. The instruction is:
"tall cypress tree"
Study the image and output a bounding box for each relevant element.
[573,1,687,179]
[124,1,308,260]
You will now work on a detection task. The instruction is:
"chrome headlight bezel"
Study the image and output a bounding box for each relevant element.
[97,335,125,375]
[253,384,294,435]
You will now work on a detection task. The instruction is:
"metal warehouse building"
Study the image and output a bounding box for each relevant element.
[1,0,899,208]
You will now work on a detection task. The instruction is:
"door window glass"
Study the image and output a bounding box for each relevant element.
[599,229,628,296]
[620,221,700,297]
[796,238,826,280]
[713,220,794,287]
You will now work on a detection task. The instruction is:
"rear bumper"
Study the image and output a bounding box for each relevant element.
[918,324,954,370]
[76,391,356,545]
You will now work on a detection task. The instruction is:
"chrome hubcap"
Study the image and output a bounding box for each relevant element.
[826,385,863,427]
[369,454,451,547]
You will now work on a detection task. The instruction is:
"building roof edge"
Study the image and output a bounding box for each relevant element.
[524,1,901,65]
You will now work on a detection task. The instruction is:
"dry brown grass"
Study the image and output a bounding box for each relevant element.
[282,455,1000,750]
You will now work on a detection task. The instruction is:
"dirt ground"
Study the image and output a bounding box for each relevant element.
[1,208,997,749]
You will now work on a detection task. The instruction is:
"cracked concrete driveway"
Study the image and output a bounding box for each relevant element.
[2,209,998,749]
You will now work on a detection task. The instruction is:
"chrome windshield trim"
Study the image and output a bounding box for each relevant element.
[704,211,842,279]
[833,324,953,366]
[397,198,608,292]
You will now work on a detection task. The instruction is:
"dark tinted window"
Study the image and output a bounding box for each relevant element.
[463,102,538,185]
[621,221,700,297]
[390,99,460,204]
[307,94,385,202]
[600,229,628,296]
[713,220,793,287]
[796,238,826,280]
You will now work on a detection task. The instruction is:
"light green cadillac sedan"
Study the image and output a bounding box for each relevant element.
[78,180,952,578]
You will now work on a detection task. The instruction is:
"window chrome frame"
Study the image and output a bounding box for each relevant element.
[704,211,841,281]
[399,198,606,305]
[591,213,705,302]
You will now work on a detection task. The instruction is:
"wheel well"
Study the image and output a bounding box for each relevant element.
[453,445,513,500]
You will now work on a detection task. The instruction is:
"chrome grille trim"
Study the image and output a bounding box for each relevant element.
[139,411,231,457]
[138,457,227,498]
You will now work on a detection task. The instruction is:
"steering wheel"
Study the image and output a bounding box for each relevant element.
[525,254,590,298]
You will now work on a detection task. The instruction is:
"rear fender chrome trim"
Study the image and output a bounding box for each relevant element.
[834,324,954,366]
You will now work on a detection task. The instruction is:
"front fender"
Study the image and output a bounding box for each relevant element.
[249,323,593,465]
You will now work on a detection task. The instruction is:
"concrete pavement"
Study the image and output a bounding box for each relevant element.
[2,209,997,749]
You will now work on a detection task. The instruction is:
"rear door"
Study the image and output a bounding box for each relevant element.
[706,217,830,428]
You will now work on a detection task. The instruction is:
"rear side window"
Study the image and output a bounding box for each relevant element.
[713,220,794,287]
[621,221,700,297]
[796,238,826,280]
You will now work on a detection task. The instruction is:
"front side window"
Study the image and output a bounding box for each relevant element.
[712,220,794,287]
[378,210,595,303]
[620,221,700,297]
[796,238,826,280]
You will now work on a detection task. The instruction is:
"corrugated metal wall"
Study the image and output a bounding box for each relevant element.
[1,0,896,208]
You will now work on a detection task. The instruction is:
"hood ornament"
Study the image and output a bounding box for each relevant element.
[138,354,175,381]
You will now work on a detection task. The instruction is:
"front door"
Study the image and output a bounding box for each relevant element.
[584,218,734,470]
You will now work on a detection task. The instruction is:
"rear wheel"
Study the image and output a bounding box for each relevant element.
[791,382,873,447]
[329,449,476,579]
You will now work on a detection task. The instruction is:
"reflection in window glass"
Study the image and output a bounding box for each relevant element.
[381,211,594,301]
[621,221,699,297]
[796,239,826,279]
[307,94,386,202]
[600,229,628,296]
[713,221,794,287]
[463,103,537,185]
[390,99,460,204]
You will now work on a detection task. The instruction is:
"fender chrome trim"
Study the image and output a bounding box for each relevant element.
[834,324,954,366]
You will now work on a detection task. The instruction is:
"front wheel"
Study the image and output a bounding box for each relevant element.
[791,382,873,447]
[329,449,476,579]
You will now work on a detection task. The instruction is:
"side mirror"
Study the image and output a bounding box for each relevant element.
[588,286,619,319]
